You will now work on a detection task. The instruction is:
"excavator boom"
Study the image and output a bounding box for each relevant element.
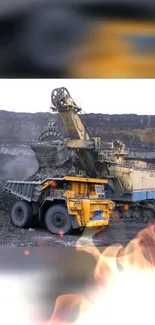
[51,87,90,140]
[50,87,100,176]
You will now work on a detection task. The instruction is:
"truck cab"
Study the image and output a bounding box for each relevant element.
[89,184,105,199]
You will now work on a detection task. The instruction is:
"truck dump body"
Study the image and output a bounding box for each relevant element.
[5,180,45,202]
[5,176,108,202]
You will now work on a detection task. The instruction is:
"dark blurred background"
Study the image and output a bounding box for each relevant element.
[0,0,155,77]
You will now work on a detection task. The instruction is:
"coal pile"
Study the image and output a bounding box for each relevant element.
[26,164,76,182]
[0,173,17,226]
[0,144,36,229]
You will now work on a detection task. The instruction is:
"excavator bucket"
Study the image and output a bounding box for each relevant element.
[26,118,73,181]
[31,142,58,169]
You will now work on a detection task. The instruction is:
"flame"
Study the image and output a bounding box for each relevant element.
[47,223,155,325]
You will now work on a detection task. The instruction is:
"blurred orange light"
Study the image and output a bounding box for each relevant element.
[123,204,129,211]
[59,231,64,237]
[24,249,30,256]
[50,181,57,188]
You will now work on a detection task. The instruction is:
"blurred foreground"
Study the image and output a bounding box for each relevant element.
[0,1,155,77]
[48,223,155,325]
[0,222,155,324]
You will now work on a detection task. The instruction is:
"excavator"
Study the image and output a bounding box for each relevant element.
[50,87,155,222]
[50,87,121,178]
[50,87,126,179]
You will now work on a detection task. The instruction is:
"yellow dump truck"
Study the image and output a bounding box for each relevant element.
[5,176,115,235]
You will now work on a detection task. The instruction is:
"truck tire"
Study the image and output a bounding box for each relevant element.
[11,201,33,228]
[45,205,72,235]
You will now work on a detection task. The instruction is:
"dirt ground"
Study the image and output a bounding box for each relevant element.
[0,210,151,247]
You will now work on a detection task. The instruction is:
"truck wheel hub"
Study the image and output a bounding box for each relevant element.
[16,208,24,222]
[53,213,66,228]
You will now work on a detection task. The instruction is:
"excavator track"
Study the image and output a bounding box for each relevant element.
[112,204,155,223]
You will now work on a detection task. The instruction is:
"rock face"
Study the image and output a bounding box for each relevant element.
[0,110,155,150]
[0,111,51,144]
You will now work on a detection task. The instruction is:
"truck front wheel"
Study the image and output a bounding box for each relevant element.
[11,201,33,228]
[45,205,72,235]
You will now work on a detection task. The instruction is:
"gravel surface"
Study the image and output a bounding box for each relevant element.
[0,209,151,247]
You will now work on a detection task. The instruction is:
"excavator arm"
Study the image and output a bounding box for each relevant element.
[50,87,101,176]
[50,87,127,178]
[51,87,90,141]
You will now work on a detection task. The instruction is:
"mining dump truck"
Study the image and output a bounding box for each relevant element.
[5,176,115,234]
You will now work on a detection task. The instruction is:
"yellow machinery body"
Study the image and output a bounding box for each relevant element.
[70,20,155,78]
[42,176,115,228]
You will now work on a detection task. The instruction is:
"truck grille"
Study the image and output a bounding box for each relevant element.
[91,210,108,221]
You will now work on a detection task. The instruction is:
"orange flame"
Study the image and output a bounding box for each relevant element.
[47,224,155,325]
